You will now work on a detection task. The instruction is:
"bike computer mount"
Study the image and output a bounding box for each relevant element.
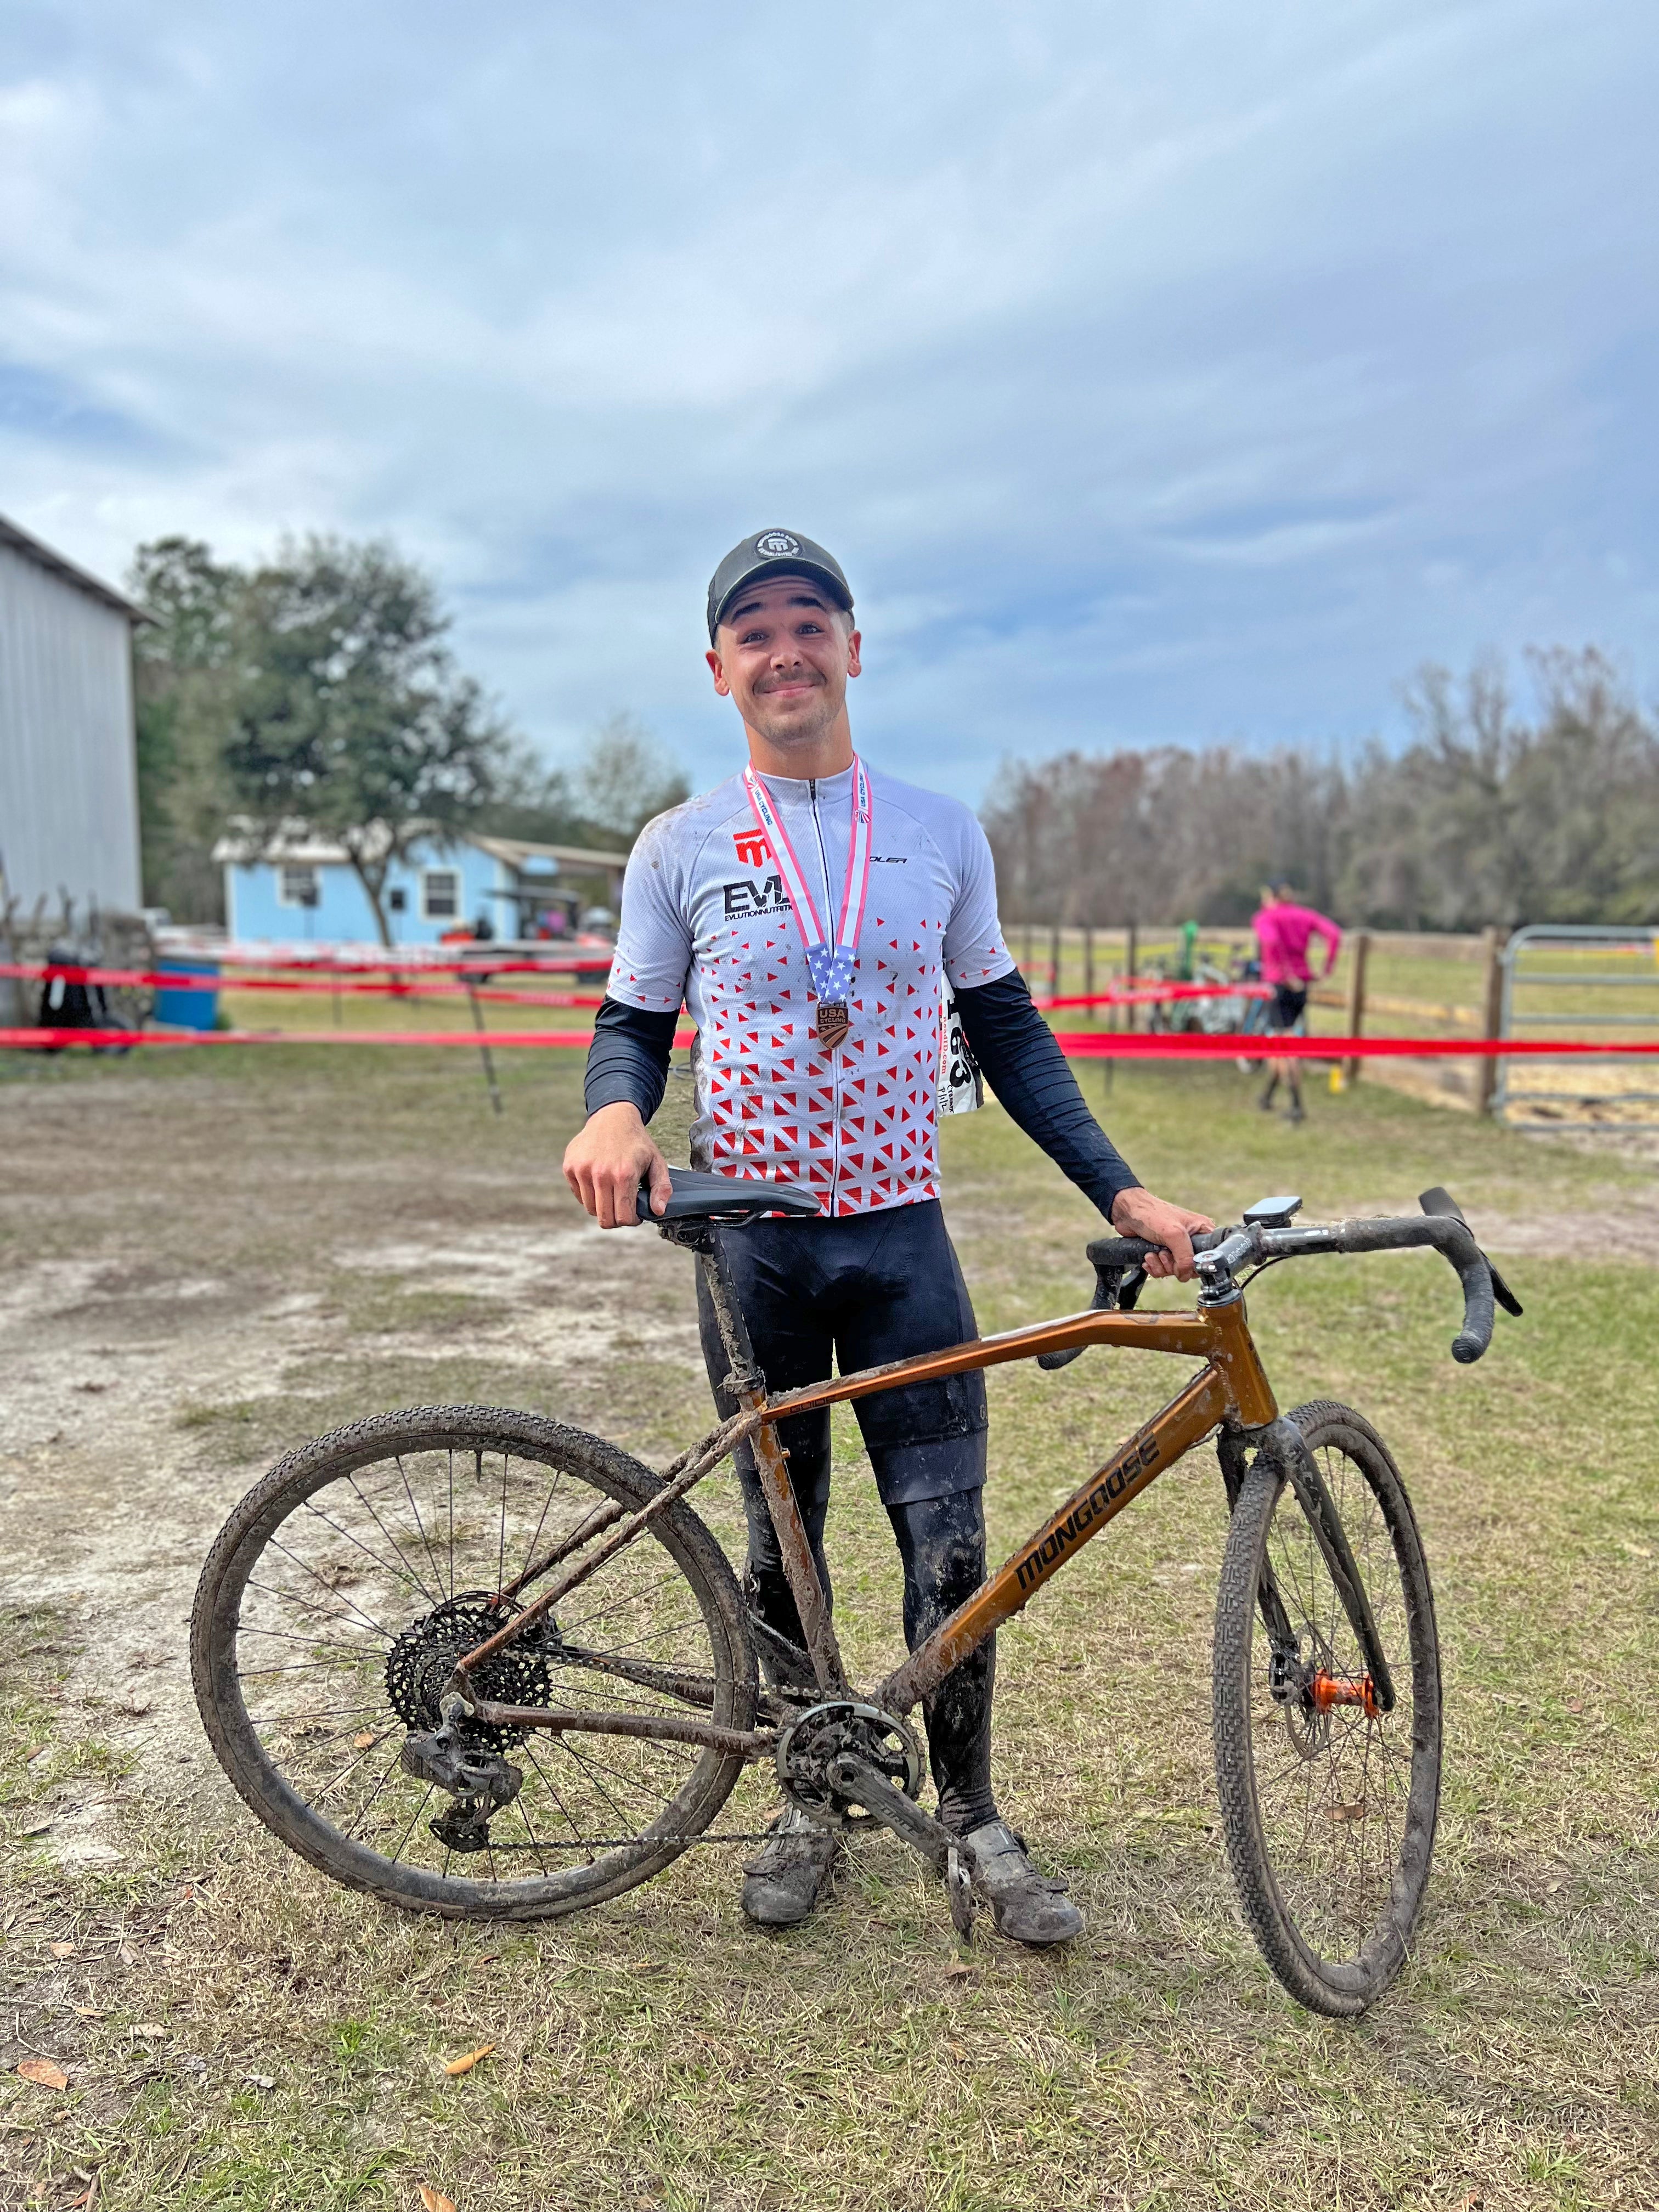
[1243,1195,1303,1229]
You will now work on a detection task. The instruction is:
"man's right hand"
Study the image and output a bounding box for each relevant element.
[562,1102,674,1228]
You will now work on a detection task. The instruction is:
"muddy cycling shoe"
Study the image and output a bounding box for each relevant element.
[740,1805,843,1928]
[962,1820,1084,1946]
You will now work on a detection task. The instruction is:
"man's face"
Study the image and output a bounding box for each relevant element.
[707,574,861,752]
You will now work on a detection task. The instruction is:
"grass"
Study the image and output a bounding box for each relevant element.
[1,1048,1657,2208]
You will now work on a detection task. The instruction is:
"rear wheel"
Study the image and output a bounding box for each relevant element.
[1212,1401,1441,2015]
[191,1406,757,1918]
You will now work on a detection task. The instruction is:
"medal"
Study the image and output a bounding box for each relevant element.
[743,758,873,1054]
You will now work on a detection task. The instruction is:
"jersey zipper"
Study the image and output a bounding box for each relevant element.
[808,777,842,1212]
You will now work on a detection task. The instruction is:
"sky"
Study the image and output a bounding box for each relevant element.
[3,1,1656,799]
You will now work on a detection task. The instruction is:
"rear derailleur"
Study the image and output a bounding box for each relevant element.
[400,1698,522,1854]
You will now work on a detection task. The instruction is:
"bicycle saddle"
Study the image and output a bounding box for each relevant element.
[644,1167,821,1223]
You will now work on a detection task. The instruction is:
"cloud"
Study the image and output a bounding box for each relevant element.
[2,0,1656,797]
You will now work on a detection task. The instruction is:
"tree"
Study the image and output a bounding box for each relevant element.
[127,537,242,920]
[221,537,514,945]
[1337,650,1659,928]
[572,713,691,844]
[980,649,1659,933]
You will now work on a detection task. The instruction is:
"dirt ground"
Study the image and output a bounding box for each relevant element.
[2,1047,1656,2211]
[0,1054,715,1871]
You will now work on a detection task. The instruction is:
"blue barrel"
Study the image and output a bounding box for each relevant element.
[154,958,221,1030]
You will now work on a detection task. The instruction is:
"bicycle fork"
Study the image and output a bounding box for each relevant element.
[1221,1418,1397,1714]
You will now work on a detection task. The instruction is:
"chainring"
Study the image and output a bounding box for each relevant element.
[776,1700,924,1829]
[385,1593,552,1752]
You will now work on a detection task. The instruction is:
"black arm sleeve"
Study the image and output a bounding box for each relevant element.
[954,972,1139,1218]
[583,995,679,1122]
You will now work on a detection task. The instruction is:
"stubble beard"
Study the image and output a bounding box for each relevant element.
[746,684,838,755]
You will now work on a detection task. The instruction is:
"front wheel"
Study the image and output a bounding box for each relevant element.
[191,1406,758,1918]
[1212,1401,1442,2015]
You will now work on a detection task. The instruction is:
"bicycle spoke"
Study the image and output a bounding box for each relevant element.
[345,1470,444,1609]
[394,1452,449,1601]
[1243,1434,1420,1972]
[292,1503,426,1618]
[210,1424,749,1905]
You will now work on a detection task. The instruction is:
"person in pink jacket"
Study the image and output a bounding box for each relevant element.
[1253,882,1342,1122]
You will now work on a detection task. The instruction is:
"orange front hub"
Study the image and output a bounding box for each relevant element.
[1309,1671,1380,1721]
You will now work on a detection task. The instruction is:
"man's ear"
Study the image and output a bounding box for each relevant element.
[707,645,731,698]
[845,626,862,680]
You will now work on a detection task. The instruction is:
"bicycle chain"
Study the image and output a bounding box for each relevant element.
[479,1827,777,1853]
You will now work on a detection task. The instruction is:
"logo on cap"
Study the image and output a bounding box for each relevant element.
[754,531,802,558]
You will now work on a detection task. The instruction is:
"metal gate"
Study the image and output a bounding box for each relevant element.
[1496,923,1659,1124]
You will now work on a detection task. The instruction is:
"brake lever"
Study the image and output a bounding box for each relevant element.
[1419,1187,1523,1317]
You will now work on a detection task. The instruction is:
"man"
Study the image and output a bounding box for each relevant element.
[563,529,1211,1946]
[1252,881,1342,1122]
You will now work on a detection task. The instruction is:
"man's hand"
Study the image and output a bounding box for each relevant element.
[562,1102,673,1229]
[1109,1187,1216,1282]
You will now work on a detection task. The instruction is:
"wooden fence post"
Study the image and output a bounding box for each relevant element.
[1475,924,1506,1115]
[1084,924,1094,1005]
[1344,930,1370,1085]
[1125,922,1138,1033]
[1048,923,1062,1002]
[1022,919,1034,977]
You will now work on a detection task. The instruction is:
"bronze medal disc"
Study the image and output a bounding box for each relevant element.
[815,1000,850,1050]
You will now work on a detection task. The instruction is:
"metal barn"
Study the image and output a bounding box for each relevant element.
[0,512,146,918]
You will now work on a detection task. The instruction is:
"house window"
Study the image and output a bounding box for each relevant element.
[278,864,319,908]
[421,868,460,921]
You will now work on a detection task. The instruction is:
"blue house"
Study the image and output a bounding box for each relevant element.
[214,827,630,950]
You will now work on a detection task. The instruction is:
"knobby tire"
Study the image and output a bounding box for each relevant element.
[191,1406,758,1920]
[1212,1400,1442,2016]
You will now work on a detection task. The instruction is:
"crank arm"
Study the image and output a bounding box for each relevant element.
[830,1755,981,1885]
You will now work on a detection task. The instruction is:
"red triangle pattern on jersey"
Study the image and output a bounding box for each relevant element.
[681,891,977,1218]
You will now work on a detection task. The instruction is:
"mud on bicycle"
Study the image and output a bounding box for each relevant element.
[191,1177,1520,2018]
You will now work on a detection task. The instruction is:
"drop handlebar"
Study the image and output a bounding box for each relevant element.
[1080,1212,1504,1365]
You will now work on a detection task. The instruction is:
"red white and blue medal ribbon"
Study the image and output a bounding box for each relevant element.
[742,757,872,1047]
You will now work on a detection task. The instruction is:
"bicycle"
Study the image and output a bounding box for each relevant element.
[190,1176,1521,2017]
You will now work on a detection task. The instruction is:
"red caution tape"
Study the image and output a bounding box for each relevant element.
[1041,982,1272,1009]
[5,1025,1658,1059]
[0,962,605,1007]
[1051,1032,1659,1059]
[0,1026,691,1050]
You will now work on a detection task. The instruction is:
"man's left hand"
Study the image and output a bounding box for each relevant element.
[1108,1188,1216,1281]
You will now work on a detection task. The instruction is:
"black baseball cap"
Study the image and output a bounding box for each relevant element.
[706,529,853,644]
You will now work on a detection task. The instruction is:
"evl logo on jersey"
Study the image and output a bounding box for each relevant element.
[721,873,789,918]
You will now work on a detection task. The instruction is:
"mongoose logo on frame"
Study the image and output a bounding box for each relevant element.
[1014,1432,1161,1593]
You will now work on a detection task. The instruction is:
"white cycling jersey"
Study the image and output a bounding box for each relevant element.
[606,760,1015,1215]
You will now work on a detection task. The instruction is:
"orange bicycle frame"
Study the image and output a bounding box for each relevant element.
[745,1290,1280,1718]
